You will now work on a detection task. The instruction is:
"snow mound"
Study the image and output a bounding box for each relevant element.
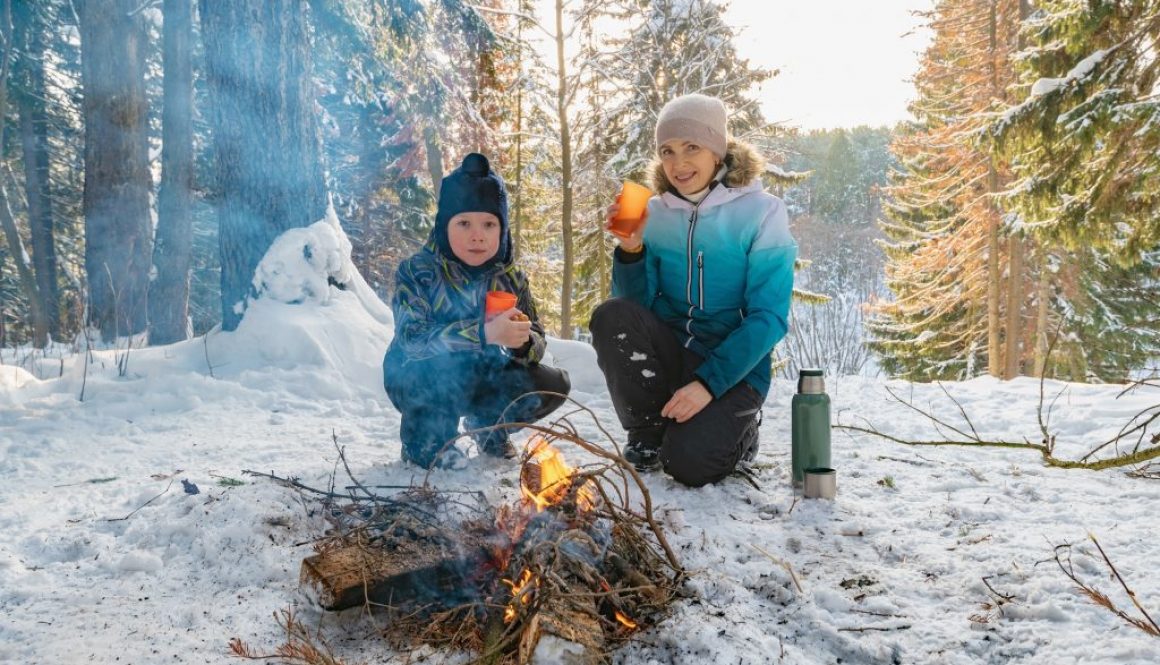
[253,211,354,305]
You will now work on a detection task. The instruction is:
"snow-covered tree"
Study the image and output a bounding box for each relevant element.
[990,0,1160,380]
[869,0,1025,381]
[597,0,773,181]
[993,0,1160,263]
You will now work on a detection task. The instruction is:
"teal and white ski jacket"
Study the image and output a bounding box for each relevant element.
[611,141,797,399]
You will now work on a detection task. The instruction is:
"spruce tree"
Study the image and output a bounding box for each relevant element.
[869,0,1025,380]
[990,0,1160,380]
[813,130,862,224]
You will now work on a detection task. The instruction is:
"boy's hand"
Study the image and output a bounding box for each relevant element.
[484,308,532,349]
[661,381,712,423]
[604,199,647,252]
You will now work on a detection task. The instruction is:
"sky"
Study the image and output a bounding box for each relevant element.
[724,0,934,130]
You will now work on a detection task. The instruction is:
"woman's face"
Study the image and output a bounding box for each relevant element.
[659,139,720,196]
[447,212,501,266]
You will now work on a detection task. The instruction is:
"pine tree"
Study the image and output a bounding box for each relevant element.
[869,0,1025,380]
[990,0,1160,380]
[598,0,773,181]
[813,130,862,224]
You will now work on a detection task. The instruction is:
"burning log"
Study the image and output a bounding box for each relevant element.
[300,537,487,611]
[517,597,604,665]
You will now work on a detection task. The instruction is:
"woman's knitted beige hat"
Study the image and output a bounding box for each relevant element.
[655,93,729,159]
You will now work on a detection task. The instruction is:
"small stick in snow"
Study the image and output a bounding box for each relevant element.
[106,478,174,522]
[837,624,911,633]
[749,543,803,593]
[1088,533,1160,636]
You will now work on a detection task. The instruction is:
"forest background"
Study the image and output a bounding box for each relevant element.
[1,0,1157,384]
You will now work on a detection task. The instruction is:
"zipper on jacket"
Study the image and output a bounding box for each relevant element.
[684,206,701,305]
[697,251,705,309]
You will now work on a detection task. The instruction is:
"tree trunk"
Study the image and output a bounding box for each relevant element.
[0,183,47,347]
[1003,234,1024,379]
[985,165,1002,377]
[424,126,445,199]
[76,0,153,341]
[984,0,1002,377]
[554,0,574,340]
[513,11,524,264]
[598,223,609,299]
[13,0,58,340]
[149,0,195,345]
[200,0,327,331]
[1003,0,1032,380]
[1033,247,1050,378]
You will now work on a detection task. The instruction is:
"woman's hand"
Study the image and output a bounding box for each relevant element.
[661,381,713,423]
[484,308,532,349]
[604,200,647,252]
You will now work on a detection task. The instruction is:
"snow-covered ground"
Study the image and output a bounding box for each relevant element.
[2,222,1159,664]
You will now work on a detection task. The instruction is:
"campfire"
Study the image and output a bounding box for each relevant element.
[286,420,683,664]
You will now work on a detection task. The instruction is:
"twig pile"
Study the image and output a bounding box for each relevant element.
[249,404,685,665]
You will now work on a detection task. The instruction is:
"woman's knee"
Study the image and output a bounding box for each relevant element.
[660,428,733,487]
[589,298,641,337]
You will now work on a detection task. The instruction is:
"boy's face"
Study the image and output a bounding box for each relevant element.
[659,139,720,196]
[447,212,502,266]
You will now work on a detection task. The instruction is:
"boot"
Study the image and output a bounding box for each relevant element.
[401,442,468,470]
[476,430,518,459]
[623,426,664,472]
[465,418,518,459]
[740,411,762,463]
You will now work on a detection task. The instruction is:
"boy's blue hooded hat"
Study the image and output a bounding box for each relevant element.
[433,153,512,268]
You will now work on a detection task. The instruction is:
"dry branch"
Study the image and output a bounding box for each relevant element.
[836,380,1160,472]
[1054,536,1160,638]
[229,608,356,665]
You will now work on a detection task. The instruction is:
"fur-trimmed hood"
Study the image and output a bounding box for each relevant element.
[648,140,766,196]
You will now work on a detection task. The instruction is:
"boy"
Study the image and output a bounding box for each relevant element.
[383,153,571,469]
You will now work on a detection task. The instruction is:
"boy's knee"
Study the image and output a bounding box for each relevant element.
[530,366,571,421]
[547,366,571,396]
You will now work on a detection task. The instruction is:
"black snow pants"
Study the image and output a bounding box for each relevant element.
[589,297,763,486]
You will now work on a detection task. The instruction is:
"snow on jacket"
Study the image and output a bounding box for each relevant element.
[611,140,797,398]
[385,235,547,369]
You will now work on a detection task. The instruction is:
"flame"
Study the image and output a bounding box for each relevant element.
[520,437,574,511]
[503,569,537,623]
[614,610,638,629]
[520,437,599,513]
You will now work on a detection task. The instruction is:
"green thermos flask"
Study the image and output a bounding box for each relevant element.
[791,368,831,487]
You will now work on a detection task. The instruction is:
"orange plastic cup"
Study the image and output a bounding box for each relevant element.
[485,290,518,320]
[609,181,652,238]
